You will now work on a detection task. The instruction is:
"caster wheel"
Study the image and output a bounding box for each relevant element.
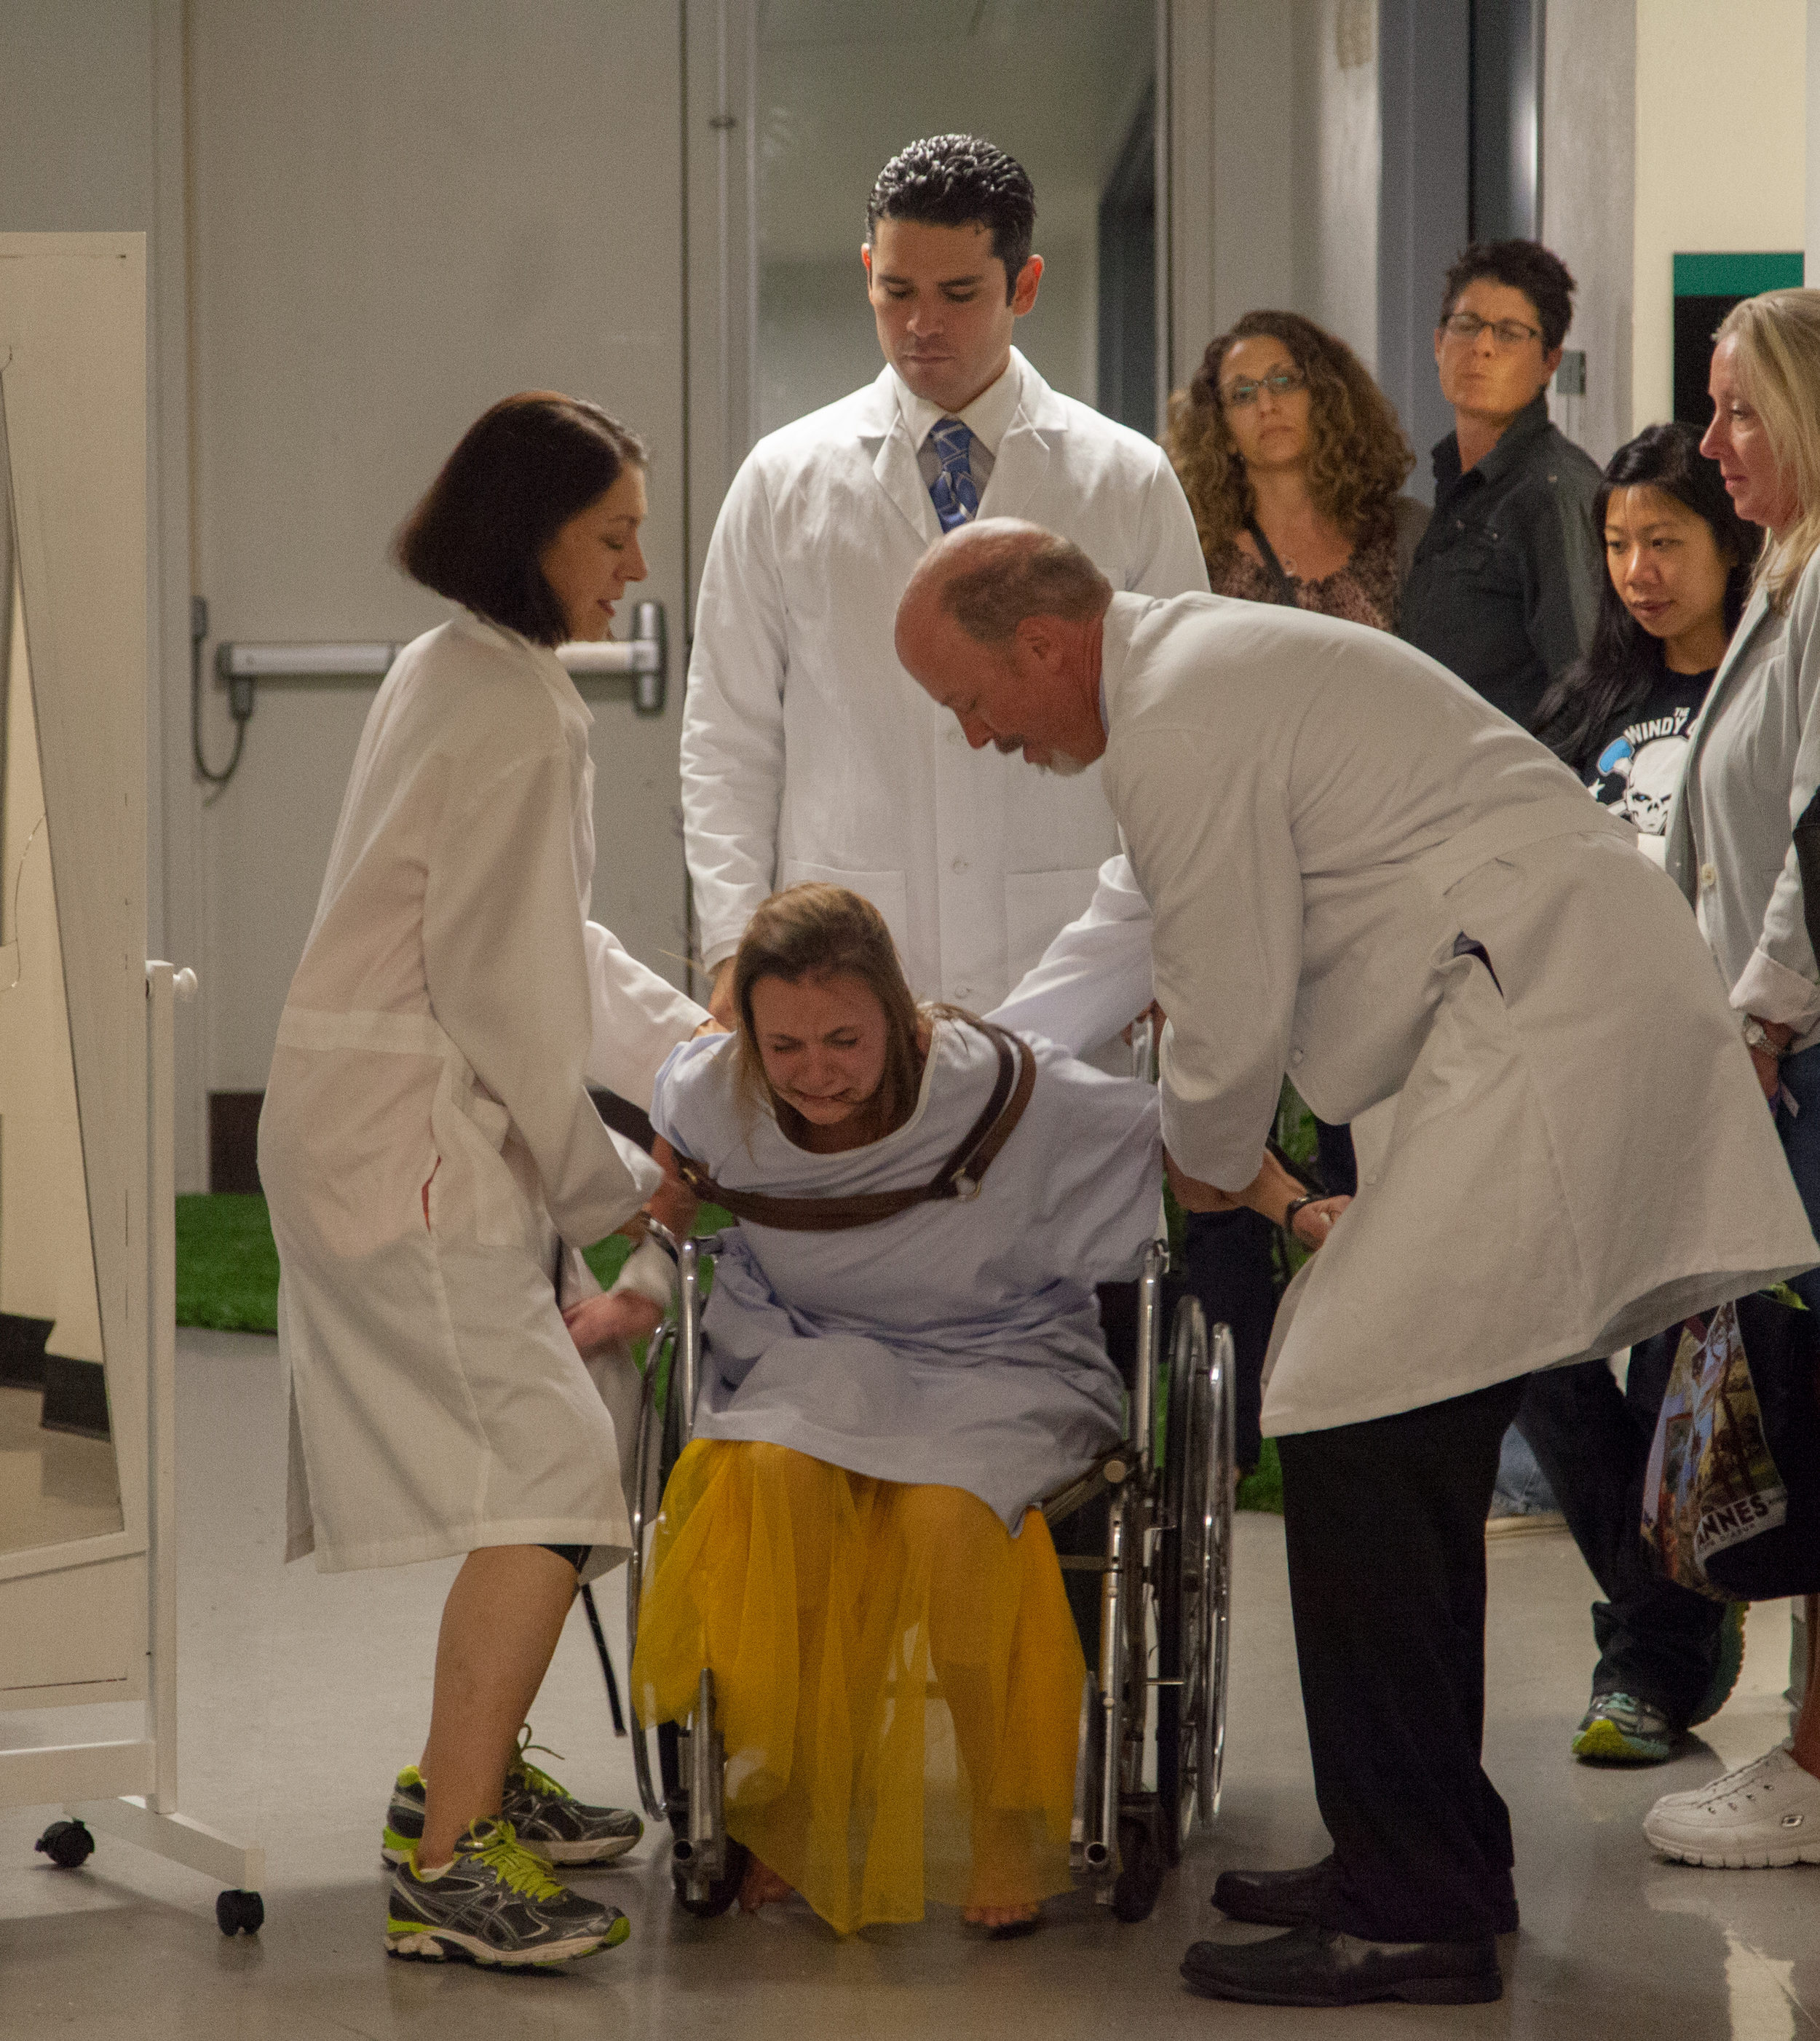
[35,1820,95,1869]
[1111,1817,1163,1924]
[673,1839,748,1919]
[216,1888,264,1936]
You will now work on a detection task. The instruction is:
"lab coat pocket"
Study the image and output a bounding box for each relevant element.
[430,1065,532,1253]
[1004,867,1103,991]
[777,860,910,961]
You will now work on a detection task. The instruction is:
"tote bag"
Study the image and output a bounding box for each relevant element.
[1640,1291,1820,1601]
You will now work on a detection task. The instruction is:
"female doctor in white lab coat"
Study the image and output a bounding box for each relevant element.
[258,395,710,1965]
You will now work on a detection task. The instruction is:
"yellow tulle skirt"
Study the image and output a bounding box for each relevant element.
[630,1438,1085,1933]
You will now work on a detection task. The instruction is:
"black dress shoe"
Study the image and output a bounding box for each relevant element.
[1213,1858,1519,1935]
[1181,1924,1503,2007]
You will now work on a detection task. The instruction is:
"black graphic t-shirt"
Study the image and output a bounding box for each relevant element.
[1585,667,1717,849]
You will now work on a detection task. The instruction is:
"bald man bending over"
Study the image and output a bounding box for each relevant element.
[895,518,1816,2011]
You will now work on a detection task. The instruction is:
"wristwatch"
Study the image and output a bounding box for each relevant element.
[1741,1015,1784,1056]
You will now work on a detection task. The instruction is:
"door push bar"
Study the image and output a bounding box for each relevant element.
[215,599,668,716]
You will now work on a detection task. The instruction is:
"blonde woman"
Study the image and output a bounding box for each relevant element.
[1655,287,1820,1867]
[1165,309,1427,631]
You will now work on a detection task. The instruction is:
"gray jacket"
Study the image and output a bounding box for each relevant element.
[1665,547,1820,1046]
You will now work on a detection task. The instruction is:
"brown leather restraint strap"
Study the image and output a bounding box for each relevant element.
[673,1021,1036,1232]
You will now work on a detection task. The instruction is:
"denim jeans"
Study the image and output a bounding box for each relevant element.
[1515,1340,1724,1721]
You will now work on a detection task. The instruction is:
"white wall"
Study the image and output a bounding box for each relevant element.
[1540,0,1634,466]
[1632,0,1807,433]
[1291,0,1381,372]
[1171,0,1378,402]
[185,2,692,1103]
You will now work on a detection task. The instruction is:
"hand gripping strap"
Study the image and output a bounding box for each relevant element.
[673,1023,1036,1232]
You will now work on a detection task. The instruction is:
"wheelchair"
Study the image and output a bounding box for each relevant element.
[625,1220,1235,1925]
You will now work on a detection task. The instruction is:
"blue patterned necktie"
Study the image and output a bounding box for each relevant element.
[927,417,980,532]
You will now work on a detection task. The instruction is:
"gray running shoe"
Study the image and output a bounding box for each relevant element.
[383,1732,643,1867]
[1572,1692,1679,1764]
[386,1818,629,1966]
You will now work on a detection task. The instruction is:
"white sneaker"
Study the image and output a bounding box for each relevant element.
[1644,1740,1820,1867]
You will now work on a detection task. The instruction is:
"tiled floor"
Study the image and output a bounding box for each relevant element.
[0,1328,1812,2037]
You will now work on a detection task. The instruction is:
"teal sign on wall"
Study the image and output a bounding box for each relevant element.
[1673,252,1805,423]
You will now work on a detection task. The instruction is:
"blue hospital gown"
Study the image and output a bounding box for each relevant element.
[650,1021,1162,1529]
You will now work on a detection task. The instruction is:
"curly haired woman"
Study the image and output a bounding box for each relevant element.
[1165,309,1428,631]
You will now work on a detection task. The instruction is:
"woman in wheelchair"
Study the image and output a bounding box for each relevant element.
[630,883,1160,1934]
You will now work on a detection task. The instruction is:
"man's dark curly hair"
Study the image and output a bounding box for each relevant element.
[866,135,1036,304]
[1439,239,1577,352]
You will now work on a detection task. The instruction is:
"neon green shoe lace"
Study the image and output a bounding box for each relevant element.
[461,1819,566,1903]
[510,1726,571,1802]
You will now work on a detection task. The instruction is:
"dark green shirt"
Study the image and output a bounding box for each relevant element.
[1398,394,1603,729]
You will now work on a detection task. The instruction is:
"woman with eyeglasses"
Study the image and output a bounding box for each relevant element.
[1163,312,1423,1473]
[1398,239,1605,731]
[1165,309,1427,633]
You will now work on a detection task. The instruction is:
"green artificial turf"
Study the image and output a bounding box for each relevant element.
[1238,1436,1284,1515]
[176,1194,282,1333]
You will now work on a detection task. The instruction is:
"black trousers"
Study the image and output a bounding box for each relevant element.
[1514,1338,1724,1722]
[1278,1374,1527,1943]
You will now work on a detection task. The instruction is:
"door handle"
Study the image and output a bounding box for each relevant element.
[213,599,669,718]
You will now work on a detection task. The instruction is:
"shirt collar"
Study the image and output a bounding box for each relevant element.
[890,349,1026,456]
[1432,389,1555,494]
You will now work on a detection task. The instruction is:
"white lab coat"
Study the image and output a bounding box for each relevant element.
[1093,591,1818,1434]
[259,611,706,1581]
[681,349,1208,1014]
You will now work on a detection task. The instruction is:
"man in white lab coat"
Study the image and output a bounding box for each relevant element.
[681,133,1206,1024]
[895,518,1817,2009]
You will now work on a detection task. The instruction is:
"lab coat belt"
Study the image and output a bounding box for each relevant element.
[275,1006,456,1058]
[1411,794,1630,897]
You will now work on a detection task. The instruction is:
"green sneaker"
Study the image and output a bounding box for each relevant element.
[1572,1692,1679,1764]
[1688,1604,1747,1729]
[386,1818,630,1967]
[383,1730,643,1868]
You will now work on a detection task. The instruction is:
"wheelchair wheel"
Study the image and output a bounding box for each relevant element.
[673,1837,749,1919]
[1157,1300,1233,1857]
[1155,1295,1205,1861]
[1110,1815,1164,1923]
[1201,1322,1235,1826]
[628,1318,684,1829]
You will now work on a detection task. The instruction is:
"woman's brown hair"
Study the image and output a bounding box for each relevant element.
[1164,310,1415,562]
[394,392,646,646]
[731,885,928,1139]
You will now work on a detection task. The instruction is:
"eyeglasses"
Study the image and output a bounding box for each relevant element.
[1441,312,1542,349]
[1219,368,1307,409]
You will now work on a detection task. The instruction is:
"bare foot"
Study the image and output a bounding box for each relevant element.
[962,1901,1040,1931]
[737,1854,793,1914]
